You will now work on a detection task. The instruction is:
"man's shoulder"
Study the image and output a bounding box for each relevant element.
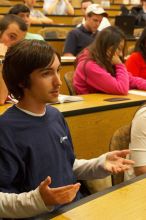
[46,105,62,117]
[25,32,44,40]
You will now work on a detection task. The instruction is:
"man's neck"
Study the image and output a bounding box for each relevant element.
[17,98,46,115]
[83,23,91,32]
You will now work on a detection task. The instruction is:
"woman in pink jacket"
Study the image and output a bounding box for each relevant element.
[73,26,146,95]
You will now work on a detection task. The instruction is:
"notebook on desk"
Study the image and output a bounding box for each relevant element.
[115,15,136,39]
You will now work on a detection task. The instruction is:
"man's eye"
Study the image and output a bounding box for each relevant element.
[9,35,16,40]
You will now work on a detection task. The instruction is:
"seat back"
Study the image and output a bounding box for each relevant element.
[64,71,76,95]
[72,16,83,25]
[109,123,131,185]
[38,27,69,39]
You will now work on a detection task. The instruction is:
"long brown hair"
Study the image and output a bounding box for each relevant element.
[88,26,126,76]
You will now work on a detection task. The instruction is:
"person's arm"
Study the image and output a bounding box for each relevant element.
[39,17,54,24]
[74,60,130,95]
[73,150,134,180]
[45,0,59,15]
[29,8,54,24]
[129,73,146,90]
[64,0,74,15]
[129,108,146,176]
[29,16,53,24]
[0,66,8,105]
[0,187,48,218]
[0,176,80,218]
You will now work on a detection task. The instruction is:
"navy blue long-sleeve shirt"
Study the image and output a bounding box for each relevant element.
[0,105,79,198]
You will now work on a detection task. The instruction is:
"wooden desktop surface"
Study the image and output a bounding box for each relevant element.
[54,93,146,116]
[50,174,146,220]
[0,93,145,159]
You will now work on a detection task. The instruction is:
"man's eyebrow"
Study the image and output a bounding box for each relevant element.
[9,33,17,36]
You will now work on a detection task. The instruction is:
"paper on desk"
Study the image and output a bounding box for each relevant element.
[58,94,84,103]
[128,90,146,96]
[5,95,18,104]
[61,56,76,61]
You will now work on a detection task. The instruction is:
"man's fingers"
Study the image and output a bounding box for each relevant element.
[40,176,52,188]
[56,184,81,204]
[51,183,81,193]
[114,150,130,157]
[111,164,132,174]
[123,159,135,165]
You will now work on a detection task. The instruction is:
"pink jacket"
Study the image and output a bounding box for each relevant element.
[73,50,146,95]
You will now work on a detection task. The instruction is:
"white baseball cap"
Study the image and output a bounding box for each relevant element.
[85,4,108,17]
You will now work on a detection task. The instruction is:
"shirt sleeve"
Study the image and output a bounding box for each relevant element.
[0,187,53,218]
[129,73,146,90]
[130,108,146,167]
[73,153,110,180]
[84,62,129,95]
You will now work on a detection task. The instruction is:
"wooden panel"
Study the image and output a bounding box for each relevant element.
[29,25,74,34]
[64,106,137,159]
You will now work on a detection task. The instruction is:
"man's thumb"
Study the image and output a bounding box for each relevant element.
[41,176,52,187]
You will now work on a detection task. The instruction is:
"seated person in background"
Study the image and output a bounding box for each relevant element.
[63,4,107,56]
[0,14,27,105]
[80,0,93,15]
[125,104,146,180]
[0,39,134,217]
[73,26,146,95]
[8,4,44,40]
[0,14,27,47]
[0,177,59,218]
[130,0,146,26]
[23,0,54,24]
[125,27,146,79]
[120,4,129,16]
[43,0,74,15]
[78,1,111,31]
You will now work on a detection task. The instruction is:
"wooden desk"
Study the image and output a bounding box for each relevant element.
[29,24,75,34]
[54,93,146,159]
[50,174,146,220]
[44,15,83,25]
[0,93,146,159]
[0,4,122,16]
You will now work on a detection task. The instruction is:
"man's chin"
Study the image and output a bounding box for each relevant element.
[48,96,59,104]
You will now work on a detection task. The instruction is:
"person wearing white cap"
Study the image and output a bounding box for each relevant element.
[83,3,111,31]
[63,4,109,56]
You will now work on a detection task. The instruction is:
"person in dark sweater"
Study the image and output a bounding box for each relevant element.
[0,39,134,218]
[130,0,146,26]
[63,4,108,56]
